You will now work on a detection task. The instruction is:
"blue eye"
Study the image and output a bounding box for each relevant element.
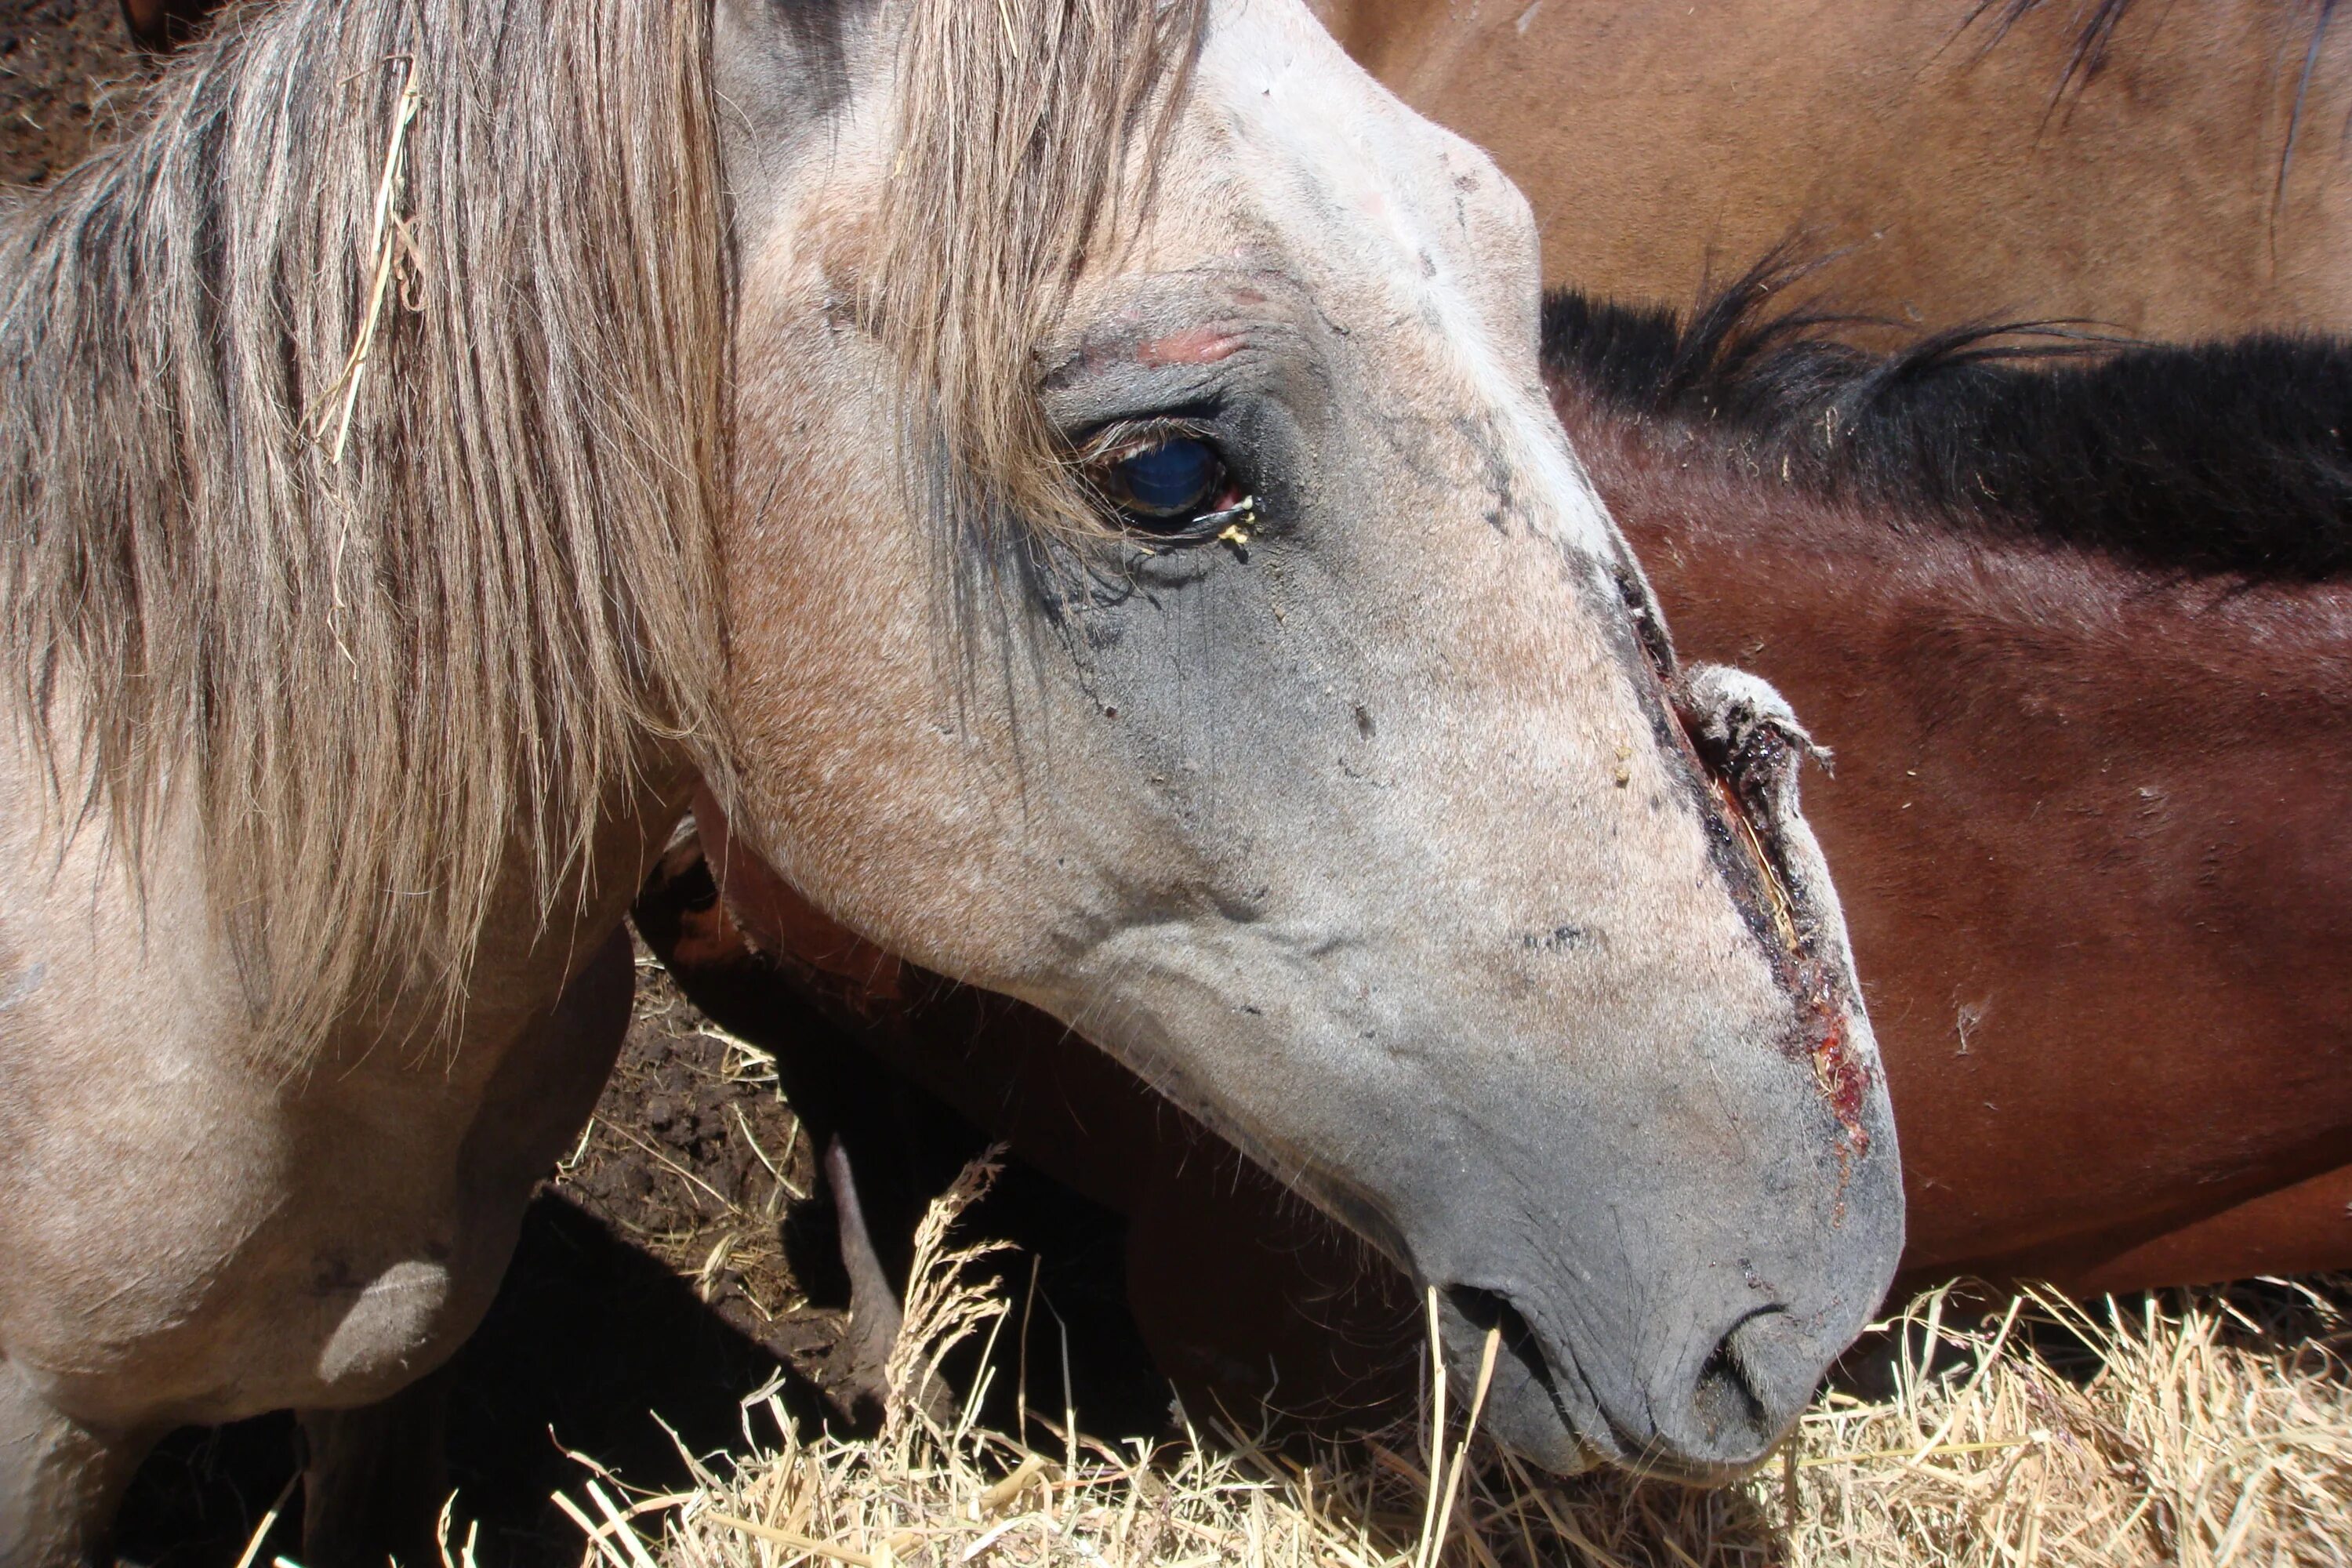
[1107,437,1225,521]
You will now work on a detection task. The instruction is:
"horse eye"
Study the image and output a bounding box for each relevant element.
[1101,437,1227,528]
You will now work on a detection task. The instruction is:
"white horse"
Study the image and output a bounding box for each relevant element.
[0,1,1900,1559]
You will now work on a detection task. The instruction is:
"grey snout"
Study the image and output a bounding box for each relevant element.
[1415,1004,1904,1482]
[1669,1306,1834,1475]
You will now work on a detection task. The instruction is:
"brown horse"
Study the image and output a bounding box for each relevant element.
[644,275,2352,1427]
[1552,275,2352,1287]
[1316,0,2352,339]
[0,1,1904,1561]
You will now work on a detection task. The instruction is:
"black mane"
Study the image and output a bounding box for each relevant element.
[1541,263,2352,581]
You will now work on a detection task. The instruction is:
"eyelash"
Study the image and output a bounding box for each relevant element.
[1076,416,1213,466]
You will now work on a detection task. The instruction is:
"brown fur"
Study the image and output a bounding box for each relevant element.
[111,1,2352,343]
[1556,384,2352,1287]
[1318,0,2352,338]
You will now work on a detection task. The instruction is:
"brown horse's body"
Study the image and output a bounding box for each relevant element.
[1319,0,2352,338]
[645,302,2352,1427]
[1568,398,2352,1291]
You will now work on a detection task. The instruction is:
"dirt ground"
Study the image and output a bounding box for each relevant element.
[0,0,154,186]
[552,956,843,1386]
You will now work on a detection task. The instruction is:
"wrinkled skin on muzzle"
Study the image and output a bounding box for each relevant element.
[713,0,1901,1477]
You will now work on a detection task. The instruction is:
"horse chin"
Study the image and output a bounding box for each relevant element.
[1473,1365,1779,1487]
[1459,1363,1606,1480]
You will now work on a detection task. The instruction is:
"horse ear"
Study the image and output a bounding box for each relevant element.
[119,0,223,52]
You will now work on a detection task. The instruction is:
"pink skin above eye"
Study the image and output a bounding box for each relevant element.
[1136,328,1244,366]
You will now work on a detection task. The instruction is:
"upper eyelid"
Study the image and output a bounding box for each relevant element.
[1040,350,1240,432]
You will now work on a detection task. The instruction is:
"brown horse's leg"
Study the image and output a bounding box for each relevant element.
[296,1363,451,1568]
[0,1359,154,1568]
[825,1136,907,1418]
[2070,1163,2352,1296]
[117,0,163,45]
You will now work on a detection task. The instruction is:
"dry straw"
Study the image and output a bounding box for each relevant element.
[514,1160,2352,1568]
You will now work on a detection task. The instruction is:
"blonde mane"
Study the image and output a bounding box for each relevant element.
[873,0,1208,539]
[0,0,1206,1061]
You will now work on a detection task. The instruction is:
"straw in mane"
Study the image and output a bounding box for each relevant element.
[0,0,1206,1065]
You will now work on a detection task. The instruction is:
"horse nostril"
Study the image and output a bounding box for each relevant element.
[1687,1308,1812,1459]
[1437,1287,1828,1474]
[1690,1329,1769,1447]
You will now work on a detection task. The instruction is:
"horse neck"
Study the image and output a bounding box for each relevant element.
[1557,394,2352,754]
[1563,388,2352,1281]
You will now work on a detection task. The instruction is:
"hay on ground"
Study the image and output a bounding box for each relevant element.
[521,1160,2352,1568]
